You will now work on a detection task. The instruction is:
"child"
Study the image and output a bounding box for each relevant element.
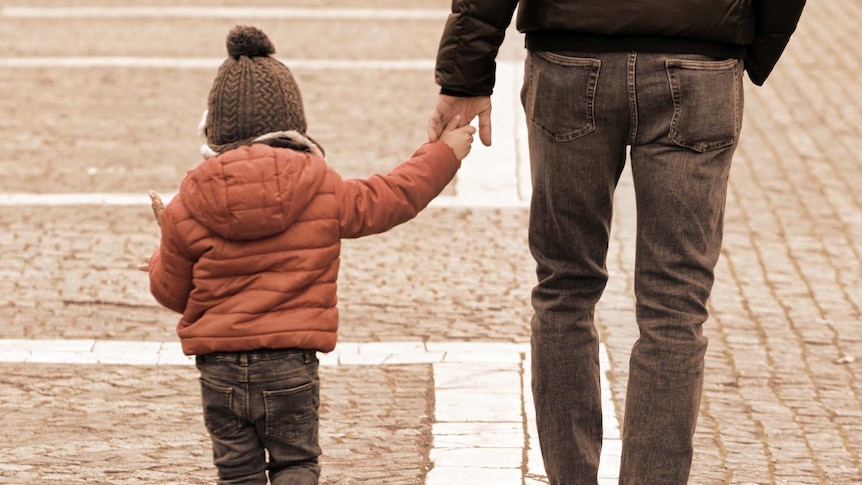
[141,25,475,485]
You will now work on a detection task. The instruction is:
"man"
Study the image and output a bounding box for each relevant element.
[428,1,806,483]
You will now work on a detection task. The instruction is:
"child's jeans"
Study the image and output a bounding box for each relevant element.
[195,348,321,485]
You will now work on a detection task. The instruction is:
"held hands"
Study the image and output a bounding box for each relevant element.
[427,94,492,146]
[138,190,165,272]
[439,115,477,160]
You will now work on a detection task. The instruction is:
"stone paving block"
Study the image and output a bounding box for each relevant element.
[432,422,523,448]
[434,365,521,390]
[527,447,545,473]
[426,466,522,484]
[91,339,161,365]
[429,447,522,469]
[426,341,530,354]
[442,350,522,364]
[157,341,194,366]
[435,390,521,423]
[598,456,620,479]
[384,351,446,364]
[336,350,391,366]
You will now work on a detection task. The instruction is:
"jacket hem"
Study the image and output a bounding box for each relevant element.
[526,31,746,59]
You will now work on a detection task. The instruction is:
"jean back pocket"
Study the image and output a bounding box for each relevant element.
[524,51,601,142]
[200,378,242,439]
[665,58,743,152]
[263,380,319,444]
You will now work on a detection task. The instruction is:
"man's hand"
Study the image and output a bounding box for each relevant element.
[427,94,492,146]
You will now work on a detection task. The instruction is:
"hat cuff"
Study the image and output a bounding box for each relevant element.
[201,131,324,159]
[253,131,324,158]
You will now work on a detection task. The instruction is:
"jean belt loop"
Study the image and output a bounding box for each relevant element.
[304,350,314,364]
[238,352,249,366]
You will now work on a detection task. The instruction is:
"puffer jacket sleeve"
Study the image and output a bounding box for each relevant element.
[336,140,460,239]
[148,202,194,314]
[745,0,806,86]
[435,0,520,96]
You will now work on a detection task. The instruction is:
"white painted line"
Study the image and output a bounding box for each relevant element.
[429,194,529,208]
[0,57,435,70]
[0,192,527,209]
[0,7,449,20]
[0,192,161,206]
[424,341,529,354]
[454,62,530,207]
[0,339,531,367]
[432,422,523,448]
[523,345,622,481]
[426,466,522,484]
[429,447,523,468]
[0,57,221,69]
[434,366,522,390]
[0,338,95,352]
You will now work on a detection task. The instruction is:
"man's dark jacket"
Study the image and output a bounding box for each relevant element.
[436,0,806,95]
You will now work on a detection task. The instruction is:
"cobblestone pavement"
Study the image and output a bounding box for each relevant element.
[1,0,861,484]
[0,206,534,343]
[0,362,433,484]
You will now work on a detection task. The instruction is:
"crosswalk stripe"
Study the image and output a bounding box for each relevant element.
[0,57,436,70]
[0,7,449,20]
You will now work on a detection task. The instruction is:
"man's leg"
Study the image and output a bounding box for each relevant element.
[622,53,744,484]
[523,50,631,484]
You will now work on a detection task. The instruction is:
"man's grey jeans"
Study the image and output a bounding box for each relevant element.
[523,50,743,484]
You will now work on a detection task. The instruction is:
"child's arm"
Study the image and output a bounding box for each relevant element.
[146,200,194,314]
[337,117,475,238]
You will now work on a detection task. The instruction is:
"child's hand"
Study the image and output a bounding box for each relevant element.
[140,190,162,273]
[137,255,151,272]
[439,115,477,160]
[147,190,164,227]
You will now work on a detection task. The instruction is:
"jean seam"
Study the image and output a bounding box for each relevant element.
[627,52,638,145]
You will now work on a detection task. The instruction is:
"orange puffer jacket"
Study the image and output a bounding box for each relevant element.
[148,139,460,355]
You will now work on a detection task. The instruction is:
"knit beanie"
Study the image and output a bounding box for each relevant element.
[203,25,307,155]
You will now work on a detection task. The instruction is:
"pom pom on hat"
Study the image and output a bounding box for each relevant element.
[226,25,276,59]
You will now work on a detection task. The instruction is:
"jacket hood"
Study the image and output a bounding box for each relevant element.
[180,131,328,241]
